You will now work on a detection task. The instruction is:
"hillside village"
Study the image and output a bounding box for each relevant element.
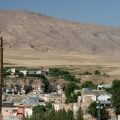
[2,66,118,120]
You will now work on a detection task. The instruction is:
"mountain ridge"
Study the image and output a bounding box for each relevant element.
[1,10,120,56]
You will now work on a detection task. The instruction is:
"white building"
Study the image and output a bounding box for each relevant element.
[98,94,111,104]
[36,70,42,75]
[20,70,27,76]
[97,84,112,90]
[25,107,32,117]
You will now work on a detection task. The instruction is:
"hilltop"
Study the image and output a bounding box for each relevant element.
[0,10,120,66]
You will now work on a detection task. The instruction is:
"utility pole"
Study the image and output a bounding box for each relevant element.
[96,101,101,120]
[0,31,3,120]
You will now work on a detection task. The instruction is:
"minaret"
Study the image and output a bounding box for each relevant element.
[0,31,3,119]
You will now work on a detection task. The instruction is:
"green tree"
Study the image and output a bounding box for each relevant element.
[77,91,81,96]
[64,82,77,97]
[81,81,97,89]
[19,72,24,77]
[94,70,101,75]
[76,107,84,120]
[40,74,50,93]
[88,101,107,119]
[32,105,46,115]
[111,80,120,115]
[67,109,74,120]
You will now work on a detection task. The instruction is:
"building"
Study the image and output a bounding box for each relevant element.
[81,89,108,111]
[97,83,112,90]
[98,94,111,105]
[24,107,32,117]
[36,70,42,75]
[2,107,17,119]
[53,103,73,111]
[19,70,27,76]
[41,93,65,103]
[7,68,16,75]
[26,96,45,106]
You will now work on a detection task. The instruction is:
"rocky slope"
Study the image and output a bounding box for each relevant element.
[0,10,120,56]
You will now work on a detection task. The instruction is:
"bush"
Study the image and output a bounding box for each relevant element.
[77,91,81,96]
[81,81,97,89]
[94,70,101,75]
[50,68,79,82]
[82,71,92,75]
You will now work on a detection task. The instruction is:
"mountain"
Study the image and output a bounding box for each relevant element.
[0,10,120,66]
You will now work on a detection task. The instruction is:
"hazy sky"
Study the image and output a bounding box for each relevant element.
[0,0,120,26]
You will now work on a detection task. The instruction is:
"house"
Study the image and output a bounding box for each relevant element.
[27,70,36,75]
[25,107,32,117]
[2,107,17,119]
[8,68,16,74]
[41,93,65,103]
[98,94,112,105]
[42,68,49,74]
[97,83,112,90]
[53,103,73,111]
[20,70,27,76]
[81,89,108,111]
[36,70,42,75]
[57,85,63,94]
[53,103,80,113]
[26,96,45,106]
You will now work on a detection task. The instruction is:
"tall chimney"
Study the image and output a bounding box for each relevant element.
[0,31,3,119]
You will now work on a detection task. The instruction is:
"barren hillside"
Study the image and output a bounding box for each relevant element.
[1,10,120,66]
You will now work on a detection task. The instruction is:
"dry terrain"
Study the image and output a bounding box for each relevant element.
[0,10,120,68]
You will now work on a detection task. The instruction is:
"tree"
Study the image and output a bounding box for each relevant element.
[40,74,51,93]
[19,72,24,77]
[94,70,101,75]
[64,82,77,97]
[76,107,84,120]
[72,92,78,103]
[46,102,53,111]
[15,69,20,76]
[32,105,46,115]
[67,109,74,120]
[81,81,97,89]
[111,80,120,115]
[88,101,107,120]
[77,91,81,96]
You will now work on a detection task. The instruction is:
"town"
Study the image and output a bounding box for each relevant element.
[1,1,120,120]
[2,66,118,120]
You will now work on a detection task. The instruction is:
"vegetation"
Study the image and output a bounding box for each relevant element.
[82,71,92,75]
[64,82,79,104]
[77,91,81,96]
[111,80,120,115]
[76,107,84,120]
[39,74,51,93]
[88,101,107,119]
[94,70,101,75]
[49,68,79,82]
[3,67,11,78]
[23,104,83,120]
[81,81,97,89]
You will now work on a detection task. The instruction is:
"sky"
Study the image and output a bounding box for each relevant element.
[0,0,120,26]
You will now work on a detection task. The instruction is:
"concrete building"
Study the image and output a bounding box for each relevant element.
[26,96,45,106]
[81,89,108,111]
[24,107,32,117]
[53,103,73,111]
[98,94,111,105]
[20,70,27,76]
[97,83,112,90]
